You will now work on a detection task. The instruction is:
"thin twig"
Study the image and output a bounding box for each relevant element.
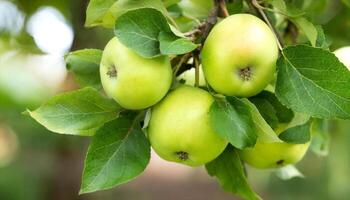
[193,51,200,87]
[182,0,229,45]
[173,53,192,76]
[217,0,229,18]
[172,0,229,79]
[198,0,230,45]
[184,29,202,37]
[253,1,290,17]
[252,0,283,51]
[183,22,206,41]
[198,4,220,45]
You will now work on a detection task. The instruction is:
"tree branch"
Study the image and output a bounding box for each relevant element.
[172,0,229,78]
[199,0,229,45]
[217,0,229,18]
[193,51,200,87]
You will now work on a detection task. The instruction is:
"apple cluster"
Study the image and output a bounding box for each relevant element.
[100,14,310,168]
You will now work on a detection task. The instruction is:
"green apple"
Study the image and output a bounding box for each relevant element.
[176,65,206,87]
[148,86,228,166]
[178,0,213,19]
[202,14,278,97]
[100,37,172,110]
[239,124,310,169]
[334,46,350,70]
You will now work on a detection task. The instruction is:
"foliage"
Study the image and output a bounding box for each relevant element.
[65,49,103,89]
[27,87,122,136]
[25,0,350,199]
[206,146,261,200]
[80,113,150,193]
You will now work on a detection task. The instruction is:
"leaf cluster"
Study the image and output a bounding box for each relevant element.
[27,0,350,199]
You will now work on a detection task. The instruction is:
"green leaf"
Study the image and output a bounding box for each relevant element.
[270,0,305,17]
[310,119,329,156]
[115,8,170,57]
[279,120,311,144]
[162,0,180,7]
[290,17,317,47]
[276,45,350,120]
[226,0,243,15]
[0,32,43,54]
[80,114,150,194]
[251,91,294,124]
[178,0,213,19]
[249,97,279,129]
[167,6,198,32]
[315,25,329,49]
[85,0,117,27]
[65,49,102,89]
[209,97,257,149]
[85,0,170,28]
[285,112,310,128]
[269,0,317,46]
[158,31,198,55]
[106,0,171,28]
[27,87,121,136]
[342,0,350,8]
[206,146,261,200]
[277,112,311,144]
[242,99,282,143]
[115,8,197,57]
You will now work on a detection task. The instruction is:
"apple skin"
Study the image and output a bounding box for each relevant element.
[148,86,228,166]
[239,124,310,169]
[100,37,172,110]
[176,65,206,87]
[334,46,350,70]
[239,141,310,169]
[201,14,278,97]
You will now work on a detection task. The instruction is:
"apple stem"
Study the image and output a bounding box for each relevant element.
[194,51,200,87]
[173,53,192,77]
[252,0,284,51]
[216,0,229,18]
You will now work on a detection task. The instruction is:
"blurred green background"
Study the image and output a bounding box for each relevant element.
[0,0,349,199]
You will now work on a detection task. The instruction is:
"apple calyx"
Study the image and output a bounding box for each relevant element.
[239,66,252,81]
[106,66,117,78]
[176,151,189,161]
[276,159,284,166]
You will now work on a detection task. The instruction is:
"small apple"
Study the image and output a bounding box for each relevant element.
[201,14,278,97]
[176,65,206,87]
[334,46,350,70]
[100,37,173,110]
[148,86,228,166]
[239,124,310,169]
[178,0,213,19]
